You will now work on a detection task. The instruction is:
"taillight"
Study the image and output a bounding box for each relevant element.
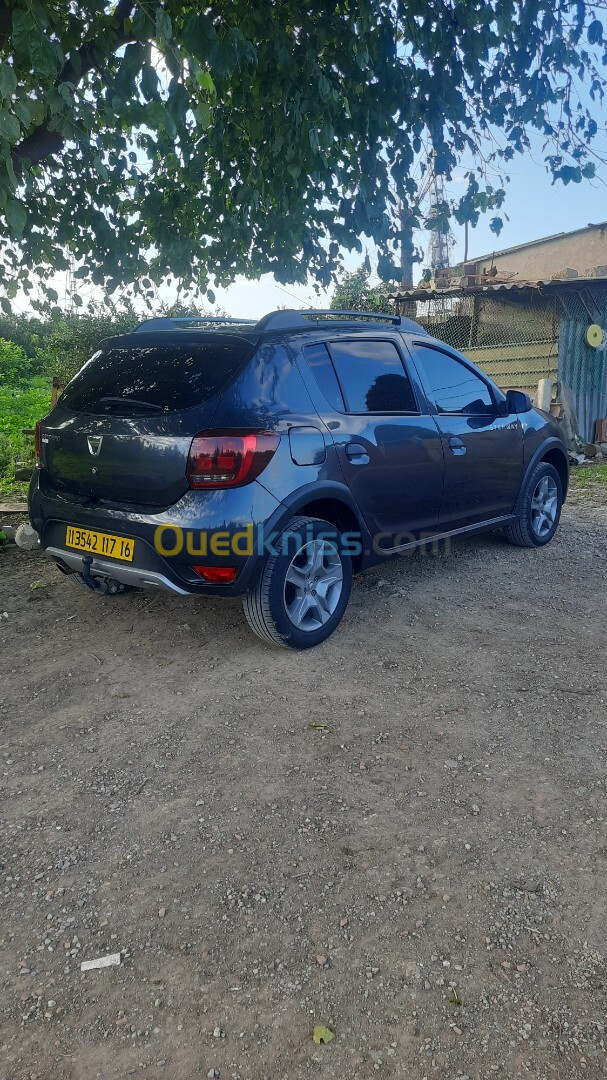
[192,565,238,583]
[187,431,280,488]
[35,420,42,459]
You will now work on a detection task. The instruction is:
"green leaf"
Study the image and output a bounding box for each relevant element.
[13,99,31,126]
[0,64,17,100]
[93,154,109,181]
[195,101,212,129]
[144,99,176,138]
[29,38,62,81]
[155,9,172,41]
[195,70,215,94]
[5,200,26,237]
[0,109,20,142]
[141,64,159,101]
[183,12,216,63]
[313,1025,335,1045]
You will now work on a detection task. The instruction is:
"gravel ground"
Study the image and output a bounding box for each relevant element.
[1,482,606,1079]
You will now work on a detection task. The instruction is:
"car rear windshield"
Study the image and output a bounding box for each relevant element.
[59,337,254,414]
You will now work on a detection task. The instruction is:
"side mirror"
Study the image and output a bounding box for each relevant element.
[505,389,533,414]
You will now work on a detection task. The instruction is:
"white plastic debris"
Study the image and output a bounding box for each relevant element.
[14,522,39,551]
[80,952,121,972]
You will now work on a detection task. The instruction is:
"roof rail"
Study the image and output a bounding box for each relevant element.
[255,308,427,334]
[302,309,403,324]
[134,316,256,333]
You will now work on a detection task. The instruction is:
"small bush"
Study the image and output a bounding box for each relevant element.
[0,338,30,384]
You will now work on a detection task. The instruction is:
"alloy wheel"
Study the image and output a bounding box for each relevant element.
[530,475,558,537]
[283,539,343,631]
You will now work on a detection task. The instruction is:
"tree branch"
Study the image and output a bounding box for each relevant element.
[11,0,136,171]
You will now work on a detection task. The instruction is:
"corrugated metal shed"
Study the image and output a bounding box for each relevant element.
[557,291,607,442]
[391,276,607,303]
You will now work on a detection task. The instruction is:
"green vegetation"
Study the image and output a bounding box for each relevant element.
[0,338,50,497]
[330,266,395,314]
[569,464,607,493]
[0,2,606,306]
[0,304,139,497]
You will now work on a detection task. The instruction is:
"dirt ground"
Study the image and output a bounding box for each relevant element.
[1,477,607,1080]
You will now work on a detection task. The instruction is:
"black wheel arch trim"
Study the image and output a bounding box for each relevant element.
[258,480,374,565]
[515,438,569,515]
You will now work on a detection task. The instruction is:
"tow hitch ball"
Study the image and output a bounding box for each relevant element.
[80,556,123,596]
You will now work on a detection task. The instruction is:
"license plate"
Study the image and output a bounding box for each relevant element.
[65,525,135,562]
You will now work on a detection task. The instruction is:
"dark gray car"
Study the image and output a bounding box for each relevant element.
[29,310,568,648]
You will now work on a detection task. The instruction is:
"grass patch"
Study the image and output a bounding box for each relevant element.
[0,477,29,501]
[569,463,607,494]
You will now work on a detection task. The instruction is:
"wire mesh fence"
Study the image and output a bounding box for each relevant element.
[402,292,560,393]
[397,286,607,439]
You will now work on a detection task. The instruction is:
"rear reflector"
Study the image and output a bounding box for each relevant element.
[35,420,41,458]
[192,565,238,583]
[187,431,279,488]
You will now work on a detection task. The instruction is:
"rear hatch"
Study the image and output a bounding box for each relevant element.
[40,332,256,506]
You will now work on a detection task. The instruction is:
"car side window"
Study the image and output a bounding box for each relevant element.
[302,342,345,411]
[413,344,494,415]
[327,339,417,413]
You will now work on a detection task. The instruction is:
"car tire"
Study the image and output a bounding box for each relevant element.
[504,461,563,548]
[243,515,353,649]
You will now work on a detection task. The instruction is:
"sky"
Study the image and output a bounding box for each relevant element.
[209,154,607,319]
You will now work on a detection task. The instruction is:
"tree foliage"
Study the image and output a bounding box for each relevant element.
[330,265,395,313]
[0,0,606,306]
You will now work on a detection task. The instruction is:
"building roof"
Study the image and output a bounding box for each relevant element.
[391,275,607,304]
[467,221,607,266]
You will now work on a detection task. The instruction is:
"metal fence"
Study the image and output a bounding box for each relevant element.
[407,292,559,394]
[402,288,607,439]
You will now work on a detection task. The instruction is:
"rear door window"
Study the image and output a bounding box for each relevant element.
[59,336,254,414]
[328,339,417,413]
[413,344,494,415]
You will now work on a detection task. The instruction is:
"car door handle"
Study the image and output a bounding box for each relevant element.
[345,442,370,464]
[448,437,467,456]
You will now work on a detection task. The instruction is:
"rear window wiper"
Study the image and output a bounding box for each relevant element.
[99,396,164,411]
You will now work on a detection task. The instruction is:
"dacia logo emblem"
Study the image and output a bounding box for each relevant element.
[87,435,103,456]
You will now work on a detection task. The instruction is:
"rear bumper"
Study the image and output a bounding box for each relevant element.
[29,469,286,596]
[44,547,191,594]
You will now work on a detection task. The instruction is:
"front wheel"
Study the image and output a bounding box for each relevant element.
[243,516,353,648]
[504,461,563,548]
